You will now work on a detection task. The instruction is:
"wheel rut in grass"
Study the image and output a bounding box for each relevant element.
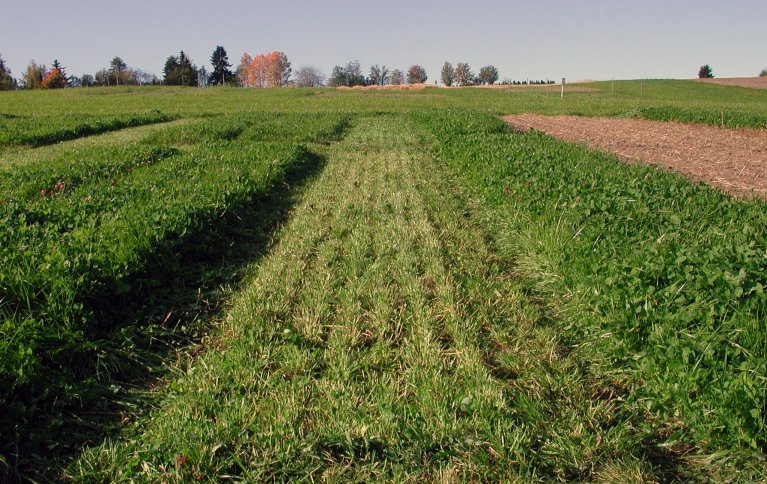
[74,116,677,481]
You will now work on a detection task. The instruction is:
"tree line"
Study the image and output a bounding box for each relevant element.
[0,48,510,90]
[3,50,767,91]
[440,62,499,86]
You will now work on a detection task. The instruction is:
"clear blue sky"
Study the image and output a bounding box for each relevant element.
[2,0,765,83]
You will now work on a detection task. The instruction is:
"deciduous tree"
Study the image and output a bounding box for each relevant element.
[22,60,46,89]
[698,64,714,79]
[80,74,95,87]
[477,65,499,85]
[406,64,427,84]
[454,62,473,86]
[368,64,390,86]
[294,65,325,87]
[760,68,767,77]
[326,60,365,87]
[94,68,110,86]
[240,51,292,88]
[389,69,403,86]
[441,62,455,86]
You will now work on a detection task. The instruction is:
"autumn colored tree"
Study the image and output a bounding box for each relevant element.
[477,65,499,85]
[406,65,427,84]
[41,60,69,89]
[240,51,292,88]
[209,46,235,86]
[441,62,455,86]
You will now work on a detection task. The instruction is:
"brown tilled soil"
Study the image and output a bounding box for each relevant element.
[504,114,767,199]
[695,77,767,90]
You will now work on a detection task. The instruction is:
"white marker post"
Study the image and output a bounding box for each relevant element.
[561,77,565,99]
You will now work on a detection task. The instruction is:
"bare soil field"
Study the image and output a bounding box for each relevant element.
[504,114,767,198]
[695,77,767,89]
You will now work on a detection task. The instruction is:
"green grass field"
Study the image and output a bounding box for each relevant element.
[1,82,766,481]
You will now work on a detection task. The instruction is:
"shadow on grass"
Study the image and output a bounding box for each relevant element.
[7,149,327,482]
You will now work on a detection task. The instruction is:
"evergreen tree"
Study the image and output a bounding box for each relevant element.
[209,46,234,86]
[164,51,197,86]
[698,64,714,79]
[0,55,15,90]
[110,57,128,85]
[163,55,179,85]
[41,59,69,89]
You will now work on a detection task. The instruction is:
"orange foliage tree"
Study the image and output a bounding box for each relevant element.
[41,60,69,89]
[240,51,291,87]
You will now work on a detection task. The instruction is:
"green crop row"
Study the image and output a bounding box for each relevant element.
[0,112,350,466]
[0,110,173,148]
[410,109,767,453]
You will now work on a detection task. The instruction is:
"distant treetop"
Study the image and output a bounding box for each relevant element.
[698,64,714,79]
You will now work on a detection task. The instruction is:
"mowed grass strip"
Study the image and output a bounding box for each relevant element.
[0,118,193,171]
[74,116,688,481]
